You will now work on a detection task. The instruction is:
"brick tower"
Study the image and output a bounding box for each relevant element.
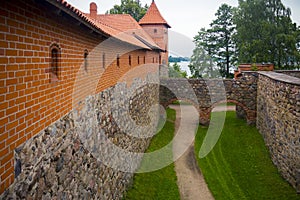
[139,0,171,66]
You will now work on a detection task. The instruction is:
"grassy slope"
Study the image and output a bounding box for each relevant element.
[124,108,180,200]
[195,111,300,200]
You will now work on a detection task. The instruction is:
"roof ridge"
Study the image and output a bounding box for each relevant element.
[139,1,170,28]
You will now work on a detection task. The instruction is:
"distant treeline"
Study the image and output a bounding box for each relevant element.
[168,56,190,63]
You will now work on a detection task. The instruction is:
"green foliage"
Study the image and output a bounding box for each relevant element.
[209,4,237,78]
[251,63,258,71]
[124,108,180,200]
[235,0,300,69]
[195,111,300,199]
[169,62,187,78]
[106,0,148,21]
[190,4,236,78]
[192,0,300,71]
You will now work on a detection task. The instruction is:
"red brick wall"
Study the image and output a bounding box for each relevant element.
[141,24,169,65]
[0,0,159,193]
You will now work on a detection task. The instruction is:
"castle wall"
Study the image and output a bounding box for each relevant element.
[141,24,169,65]
[275,70,300,79]
[1,75,159,199]
[0,0,160,194]
[160,72,258,125]
[257,72,300,192]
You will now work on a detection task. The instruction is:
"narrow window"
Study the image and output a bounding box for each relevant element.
[153,57,154,63]
[129,55,131,66]
[144,56,146,64]
[84,49,89,71]
[159,55,162,64]
[102,53,105,68]
[117,54,120,67]
[49,43,60,82]
[138,56,140,65]
[154,29,157,33]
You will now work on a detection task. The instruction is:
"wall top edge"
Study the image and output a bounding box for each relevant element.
[258,71,300,86]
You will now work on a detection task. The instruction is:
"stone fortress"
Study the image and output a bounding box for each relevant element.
[0,0,299,198]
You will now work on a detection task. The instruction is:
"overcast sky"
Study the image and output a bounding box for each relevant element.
[66,0,300,57]
[67,0,299,38]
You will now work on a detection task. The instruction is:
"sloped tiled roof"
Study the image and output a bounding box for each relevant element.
[139,1,171,28]
[84,14,161,50]
[45,0,161,50]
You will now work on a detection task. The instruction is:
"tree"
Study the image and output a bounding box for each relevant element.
[189,28,221,78]
[190,4,236,78]
[106,0,148,22]
[169,62,187,78]
[209,4,236,78]
[235,0,299,69]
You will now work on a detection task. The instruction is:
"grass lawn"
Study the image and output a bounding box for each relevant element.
[124,108,180,200]
[195,111,300,200]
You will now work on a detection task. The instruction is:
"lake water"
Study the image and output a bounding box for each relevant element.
[170,61,192,77]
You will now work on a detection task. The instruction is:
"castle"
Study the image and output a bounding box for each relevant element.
[0,0,170,197]
[1,0,299,198]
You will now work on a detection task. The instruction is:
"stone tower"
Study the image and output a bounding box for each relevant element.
[139,0,171,66]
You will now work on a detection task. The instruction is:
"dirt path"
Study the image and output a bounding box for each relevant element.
[212,105,236,112]
[170,105,214,200]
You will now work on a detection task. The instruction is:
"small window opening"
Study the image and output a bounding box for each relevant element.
[49,43,60,82]
[84,49,89,71]
[138,56,140,65]
[129,55,131,66]
[144,56,146,64]
[117,54,120,67]
[153,57,154,63]
[159,55,162,64]
[154,29,157,33]
[102,53,105,68]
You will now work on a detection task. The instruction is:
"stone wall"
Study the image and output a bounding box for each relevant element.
[160,72,258,125]
[257,72,300,192]
[275,70,300,79]
[1,75,160,199]
[0,0,162,192]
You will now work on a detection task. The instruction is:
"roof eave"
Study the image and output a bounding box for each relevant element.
[44,0,110,37]
[139,22,171,28]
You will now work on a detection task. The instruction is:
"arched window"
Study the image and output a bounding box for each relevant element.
[84,49,89,71]
[117,54,120,67]
[49,43,60,82]
[129,55,131,66]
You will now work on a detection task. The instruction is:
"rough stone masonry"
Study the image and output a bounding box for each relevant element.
[1,74,159,199]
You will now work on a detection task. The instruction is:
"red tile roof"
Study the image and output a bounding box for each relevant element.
[45,0,161,50]
[139,1,171,28]
[85,14,160,50]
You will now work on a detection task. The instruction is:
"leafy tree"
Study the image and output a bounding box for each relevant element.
[169,62,187,78]
[106,0,148,22]
[235,0,299,69]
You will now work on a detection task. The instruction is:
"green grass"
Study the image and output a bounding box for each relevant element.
[216,102,236,106]
[195,111,300,200]
[124,108,180,200]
